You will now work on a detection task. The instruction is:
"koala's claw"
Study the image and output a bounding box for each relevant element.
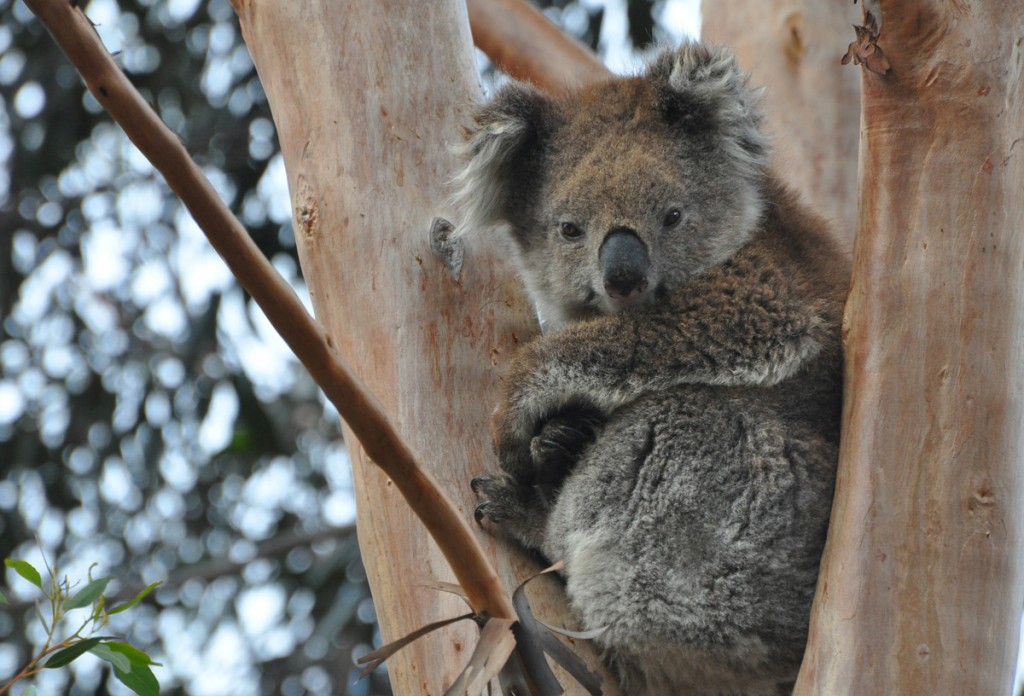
[469,472,549,549]
[473,501,491,525]
[471,475,511,525]
[470,475,491,495]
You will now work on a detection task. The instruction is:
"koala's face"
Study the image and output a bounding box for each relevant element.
[454,44,768,331]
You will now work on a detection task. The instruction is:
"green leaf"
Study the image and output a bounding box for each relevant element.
[93,642,160,696]
[44,637,105,668]
[65,577,112,611]
[5,559,43,590]
[229,426,252,452]
[105,641,159,666]
[0,587,7,603]
[91,643,131,672]
[108,581,162,615]
[113,662,160,696]
[21,687,38,696]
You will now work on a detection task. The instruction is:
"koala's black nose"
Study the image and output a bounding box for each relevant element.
[599,229,649,299]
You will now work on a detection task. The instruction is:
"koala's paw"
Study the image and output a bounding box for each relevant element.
[529,406,605,481]
[470,474,547,550]
[494,399,605,481]
[470,474,526,524]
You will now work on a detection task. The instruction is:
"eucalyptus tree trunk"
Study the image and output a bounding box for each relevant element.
[707,2,1024,691]
[702,0,861,240]
[231,2,614,693]
[793,2,1024,693]
[229,2,1024,694]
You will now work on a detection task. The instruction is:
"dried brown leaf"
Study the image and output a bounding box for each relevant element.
[421,580,472,609]
[511,561,603,695]
[535,632,603,695]
[356,612,478,679]
[422,580,469,597]
[841,17,890,75]
[512,563,567,695]
[444,617,517,696]
[534,617,608,641]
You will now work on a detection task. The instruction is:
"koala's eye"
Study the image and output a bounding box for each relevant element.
[663,208,683,228]
[560,222,584,240]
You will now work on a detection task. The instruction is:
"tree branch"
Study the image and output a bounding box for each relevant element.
[796,2,1024,692]
[22,0,515,623]
[466,0,609,93]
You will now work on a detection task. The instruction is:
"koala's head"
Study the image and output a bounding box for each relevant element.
[453,44,769,332]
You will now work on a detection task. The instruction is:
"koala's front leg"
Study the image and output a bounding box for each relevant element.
[493,261,833,473]
[527,406,605,488]
[493,328,639,477]
[493,389,606,477]
[476,407,603,549]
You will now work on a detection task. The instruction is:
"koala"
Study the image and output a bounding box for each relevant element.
[453,44,850,696]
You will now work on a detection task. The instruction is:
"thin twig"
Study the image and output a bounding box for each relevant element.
[22,0,514,623]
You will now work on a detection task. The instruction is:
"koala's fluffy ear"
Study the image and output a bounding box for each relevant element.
[451,84,555,237]
[649,43,769,176]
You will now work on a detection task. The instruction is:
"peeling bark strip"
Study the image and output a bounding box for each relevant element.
[795,1,1024,694]
[841,4,890,76]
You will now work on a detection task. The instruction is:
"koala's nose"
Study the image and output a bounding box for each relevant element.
[599,229,649,299]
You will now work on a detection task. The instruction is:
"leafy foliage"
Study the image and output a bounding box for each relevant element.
[0,557,160,695]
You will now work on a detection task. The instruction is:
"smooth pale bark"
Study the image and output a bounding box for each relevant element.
[702,1,861,240]
[795,2,1024,694]
[466,0,608,94]
[233,2,611,693]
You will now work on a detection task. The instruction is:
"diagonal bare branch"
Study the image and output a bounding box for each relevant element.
[21,0,514,625]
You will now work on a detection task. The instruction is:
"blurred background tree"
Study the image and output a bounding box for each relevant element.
[0,1,702,693]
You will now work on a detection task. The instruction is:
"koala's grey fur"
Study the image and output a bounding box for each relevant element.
[453,43,849,696]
